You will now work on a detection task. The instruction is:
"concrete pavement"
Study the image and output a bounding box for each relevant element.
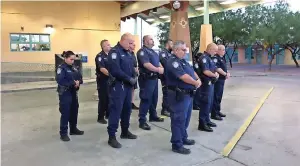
[1,74,300,166]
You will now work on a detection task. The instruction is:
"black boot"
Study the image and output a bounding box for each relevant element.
[132,103,139,110]
[219,112,226,117]
[172,146,191,155]
[183,139,195,145]
[161,108,170,117]
[198,122,213,132]
[108,136,122,148]
[207,121,217,127]
[121,129,137,139]
[139,123,151,130]
[97,117,107,124]
[70,127,84,135]
[149,117,164,122]
[60,135,70,142]
[211,115,223,121]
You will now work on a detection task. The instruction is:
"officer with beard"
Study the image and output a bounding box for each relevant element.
[137,35,164,131]
[159,39,173,117]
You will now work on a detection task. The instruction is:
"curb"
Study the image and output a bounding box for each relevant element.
[1,81,96,93]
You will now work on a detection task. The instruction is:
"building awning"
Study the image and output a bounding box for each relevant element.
[117,0,274,24]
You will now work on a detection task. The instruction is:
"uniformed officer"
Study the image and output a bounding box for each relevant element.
[56,51,84,141]
[137,35,164,131]
[107,33,137,148]
[159,39,173,117]
[194,43,219,132]
[129,41,139,110]
[211,45,230,120]
[95,39,111,124]
[165,40,201,154]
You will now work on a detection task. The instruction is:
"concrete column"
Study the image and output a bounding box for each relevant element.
[169,1,192,60]
[199,0,213,53]
[204,0,209,24]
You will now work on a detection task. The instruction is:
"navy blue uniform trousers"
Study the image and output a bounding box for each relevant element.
[138,78,158,124]
[168,90,193,149]
[196,82,214,124]
[212,79,225,116]
[97,80,109,119]
[59,91,79,136]
[107,82,132,136]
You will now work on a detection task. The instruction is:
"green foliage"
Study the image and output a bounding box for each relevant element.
[156,0,300,68]
[156,23,170,49]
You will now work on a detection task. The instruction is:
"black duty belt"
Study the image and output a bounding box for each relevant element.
[167,86,195,95]
[140,72,159,79]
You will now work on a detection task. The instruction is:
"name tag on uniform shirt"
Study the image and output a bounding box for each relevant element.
[67,70,72,73]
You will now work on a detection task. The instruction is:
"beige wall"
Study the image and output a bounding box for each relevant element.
[1,1,121,67]
[235,47,299,65]
[237,47,246,63]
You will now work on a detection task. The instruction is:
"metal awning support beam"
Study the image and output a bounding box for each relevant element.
[121,1,169,18]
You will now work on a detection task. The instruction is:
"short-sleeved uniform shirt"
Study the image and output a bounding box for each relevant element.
[159,48,172,68]
[95,51,109,82]
[212,54,227,80]
[165,55,197,91]
[137,45,160,74]
[197,52,217,83]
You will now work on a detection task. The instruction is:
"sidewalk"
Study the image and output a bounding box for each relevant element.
[0,79,96,93]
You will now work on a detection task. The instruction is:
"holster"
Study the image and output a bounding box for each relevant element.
[211,77,218,84]
[57,85,68,95]
[107,75,116,87]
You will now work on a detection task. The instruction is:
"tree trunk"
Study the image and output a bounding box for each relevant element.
[268,45,273,71]
[228,42,237,68]
[292,54,299,68]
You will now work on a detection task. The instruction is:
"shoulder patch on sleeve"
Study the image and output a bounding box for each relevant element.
[98,57,102,62]
[112,53,117,60]
[194,63,199,69]
[202,58,207,63]
[162,53,166,58]
[213,59,218,63]
[57,68,61,74]
[172,61,179,68]
[140,51,144,56]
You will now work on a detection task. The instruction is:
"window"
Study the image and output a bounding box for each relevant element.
[10,33,51,52]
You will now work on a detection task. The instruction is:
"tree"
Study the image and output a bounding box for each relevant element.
[211,9,247,68]
[156,0,300,69]
[157,23,170,49]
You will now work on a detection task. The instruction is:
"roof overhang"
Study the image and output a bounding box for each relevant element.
[119,0,275,24]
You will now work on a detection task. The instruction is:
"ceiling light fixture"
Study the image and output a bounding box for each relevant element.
[196,7,204,10]
[146,18,155,22]
[220,0,237,5]
[159,15,169,19]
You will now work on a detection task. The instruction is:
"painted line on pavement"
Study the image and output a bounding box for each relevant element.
[221,87,274,157]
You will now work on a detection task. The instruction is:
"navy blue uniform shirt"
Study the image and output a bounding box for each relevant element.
[212,54,227,80]
[137,45,160,74]
[95,51,109,81]
[107,42,135,83]
[56,63,76,88]
[130,51,138,68]
[159,48,172,68]
[165,55,197,90]
[196,52,217,81]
